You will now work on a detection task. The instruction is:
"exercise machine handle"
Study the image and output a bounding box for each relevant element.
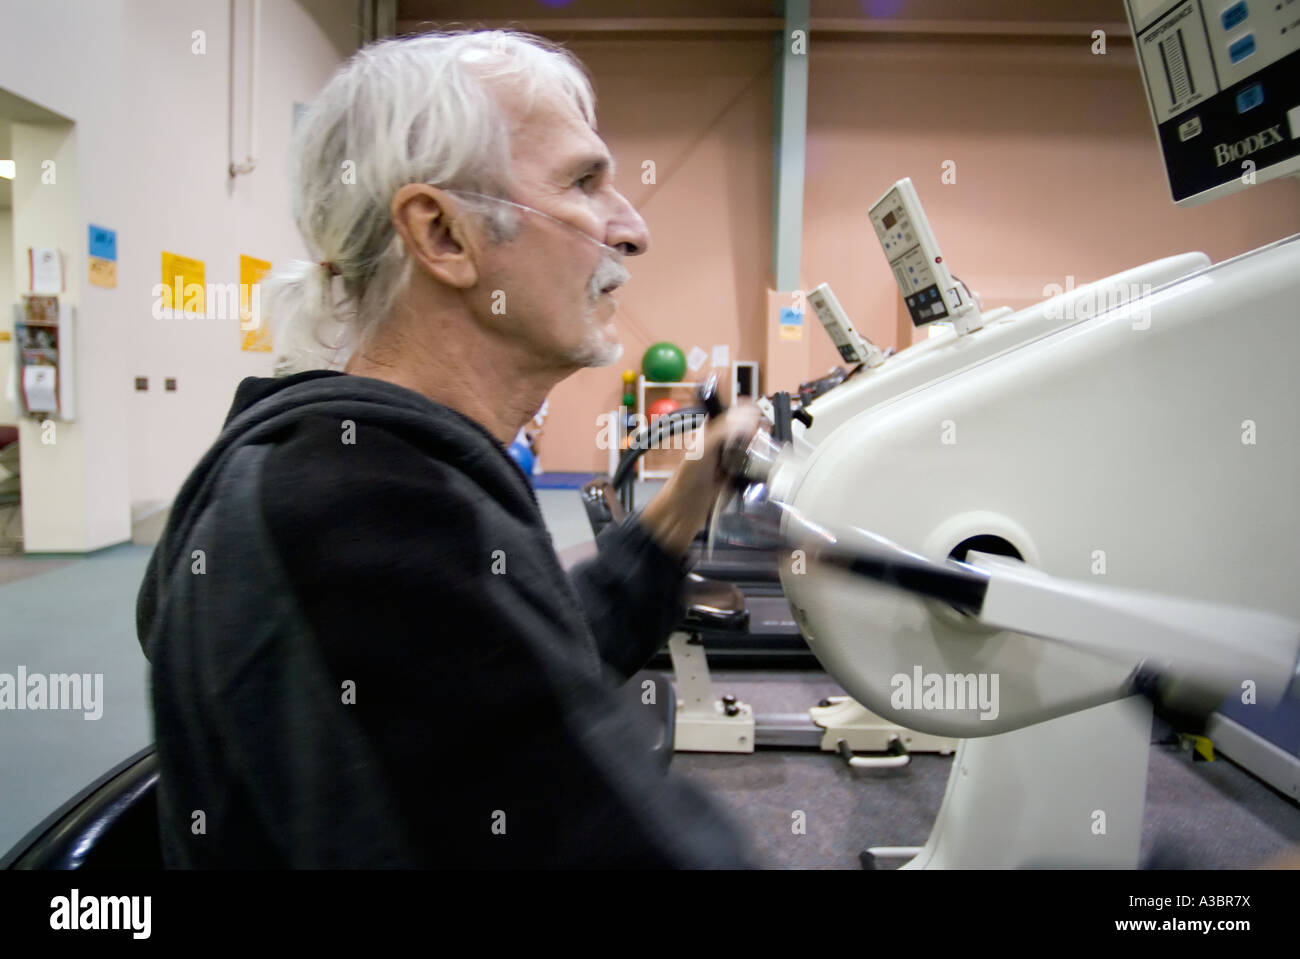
[697,372,725,419]
[771,392,793,444]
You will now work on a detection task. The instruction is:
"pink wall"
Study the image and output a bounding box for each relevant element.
[538,34,1300,472]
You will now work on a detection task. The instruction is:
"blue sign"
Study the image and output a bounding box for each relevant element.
[779,307,803,326]
[88,225,117,262]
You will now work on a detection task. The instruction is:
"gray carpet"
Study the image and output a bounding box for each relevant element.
[672,671,1300,869]
[675,748,952,870]
[0,544,154,855]
[0,554,75,586]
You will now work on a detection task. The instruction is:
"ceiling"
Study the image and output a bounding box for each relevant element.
[396,0,1132,36]
[0,87,68,124]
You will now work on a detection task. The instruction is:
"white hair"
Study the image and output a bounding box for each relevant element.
[264,30,597,373]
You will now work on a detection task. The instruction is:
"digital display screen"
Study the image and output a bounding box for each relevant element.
[882,210,897,229]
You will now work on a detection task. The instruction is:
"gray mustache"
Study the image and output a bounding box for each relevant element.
[590,257,630,298]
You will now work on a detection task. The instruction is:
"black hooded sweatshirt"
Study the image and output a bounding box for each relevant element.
[136,370,753,868]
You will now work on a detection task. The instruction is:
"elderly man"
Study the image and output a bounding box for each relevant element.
[136,30,757,867]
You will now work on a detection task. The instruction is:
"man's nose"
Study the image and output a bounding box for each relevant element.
[605,191,650,256]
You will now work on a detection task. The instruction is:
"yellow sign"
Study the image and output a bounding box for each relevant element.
[239,254,272,352]
[89,257,117,288]
[779,324,803,341]
[160,251,205,315]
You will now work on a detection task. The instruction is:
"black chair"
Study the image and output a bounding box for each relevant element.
[1,745,161,870]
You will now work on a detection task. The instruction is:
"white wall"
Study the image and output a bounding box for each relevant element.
[0,0,358,550]
[0,209,14,425]
[10,120,89,548]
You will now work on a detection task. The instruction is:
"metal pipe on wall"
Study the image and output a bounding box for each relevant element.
[228,0,260,178]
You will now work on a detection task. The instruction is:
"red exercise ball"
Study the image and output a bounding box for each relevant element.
[647,398,681,422]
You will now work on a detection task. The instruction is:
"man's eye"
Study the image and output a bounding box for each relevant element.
[575,173,599,191]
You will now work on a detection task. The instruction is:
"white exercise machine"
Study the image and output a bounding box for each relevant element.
[709,0,1300,867]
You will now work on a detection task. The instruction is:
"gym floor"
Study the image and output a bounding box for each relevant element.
[672,674,1300,869]
[0,485,1296,867]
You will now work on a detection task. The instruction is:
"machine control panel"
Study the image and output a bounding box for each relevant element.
[808,283,885,367]
[868,177,979,333]
[1125,0,1300,204]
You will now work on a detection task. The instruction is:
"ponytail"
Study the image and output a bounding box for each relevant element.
[263,259,350,375]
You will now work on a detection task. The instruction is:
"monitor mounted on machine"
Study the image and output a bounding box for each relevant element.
[1124,0,1300,205]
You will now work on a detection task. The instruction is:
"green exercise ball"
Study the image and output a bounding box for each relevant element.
[642,342,686,383]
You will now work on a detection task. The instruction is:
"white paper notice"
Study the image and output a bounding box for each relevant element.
[686,346,708,372]
[712,344,730,368]
[23,365,58,413]
[29,248,63,295]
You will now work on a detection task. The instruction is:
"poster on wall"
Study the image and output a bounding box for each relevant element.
[28,248,63,295]
[239,254,272,352]
[160,251,206,316]
[88,224,118,288]
[779,306,804,341]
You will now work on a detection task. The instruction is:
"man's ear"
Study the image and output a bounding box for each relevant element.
[390,184,480,290]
